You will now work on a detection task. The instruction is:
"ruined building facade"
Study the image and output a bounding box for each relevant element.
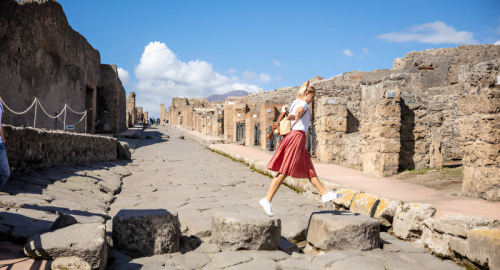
[0,0,126,134]
[169,45,500,201]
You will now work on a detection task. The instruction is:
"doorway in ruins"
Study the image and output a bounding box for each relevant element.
[85,86,94,133]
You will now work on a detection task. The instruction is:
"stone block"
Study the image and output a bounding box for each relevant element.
[349,193,379,217]
[211,211,281,251]
[112,209,181,258]
[467,228,500,270]
[334,189,362,209]
[449,235,467,257]
[421,225,452,258]
[24,223,107,270]
[374,198,402,227]
[426,214,499,238]
[393,203,436,240]
[51,256,91,270]
[306,211,380,251]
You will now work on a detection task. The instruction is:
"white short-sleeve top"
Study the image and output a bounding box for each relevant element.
[289,99,310,132]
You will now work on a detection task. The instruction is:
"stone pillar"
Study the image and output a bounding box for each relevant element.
[315,98,348,164]
[126,92,136,127]
[245,111,259,146]
[144,112,148,124]
[224,103,235,143]
[459,61,500,201]
[362,86,401,177]
[160,104,165,124]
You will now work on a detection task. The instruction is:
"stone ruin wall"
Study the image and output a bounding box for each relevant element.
[0,0,100,133]
[232,45,500,180]
[0,0,128,134]
[126,92,136,127]
[3,125,117,174]
[96,64,127,134]
[458,60,500,201]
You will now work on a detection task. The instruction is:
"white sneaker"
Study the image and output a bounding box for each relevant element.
[321,191,341,203]
[259,198,274,217]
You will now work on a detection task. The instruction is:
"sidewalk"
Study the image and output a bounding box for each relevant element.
[172,125,500,220]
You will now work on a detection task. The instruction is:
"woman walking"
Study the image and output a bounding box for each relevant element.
[259,81,338,216]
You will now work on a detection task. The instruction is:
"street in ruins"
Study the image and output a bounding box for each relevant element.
[107,125,464,270]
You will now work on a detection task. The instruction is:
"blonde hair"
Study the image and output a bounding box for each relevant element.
[298,80,315,98]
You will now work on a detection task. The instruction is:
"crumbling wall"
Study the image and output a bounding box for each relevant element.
[3,125,117,174]
[126,92,136,127]
[96,64,125,134]
[0,0,101,133]
[459,60,500,201]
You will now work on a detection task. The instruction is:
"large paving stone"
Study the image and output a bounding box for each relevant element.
[203,251,253,269]
[329,256,386,270]
[393,203,436,240]
[112,209,181,258]
[227,259,279,270]
[211,211,281,251]
[380,232,426,253]
[164,251,211,269]
[239,250,289,261]
[24,223,107,270]
[307,211,380,251]
[467,228,500,270]
[278,258,322,269]
[312,251,362,268]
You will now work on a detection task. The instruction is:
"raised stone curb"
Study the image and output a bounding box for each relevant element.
[349,193,379,217]
[112,209,181,258]
[393,203,436,240]
[211,211,281,251]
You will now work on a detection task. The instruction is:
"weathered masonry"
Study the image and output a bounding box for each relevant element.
[0,0,126,134]
[169,44,500,202]
[167,98,224,138]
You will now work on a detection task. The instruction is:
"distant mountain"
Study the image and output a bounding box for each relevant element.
[206,90,249,102]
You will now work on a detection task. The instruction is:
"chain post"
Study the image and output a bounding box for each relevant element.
[33,98,38,128]
[63,104,67,131]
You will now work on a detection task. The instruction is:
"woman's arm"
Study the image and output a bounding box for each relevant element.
[287,107,304,121]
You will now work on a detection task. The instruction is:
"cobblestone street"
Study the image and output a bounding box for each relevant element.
[108,125,463,270]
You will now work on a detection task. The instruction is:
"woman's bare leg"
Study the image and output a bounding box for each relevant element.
[310,176,327,195]
[265,173,288,202]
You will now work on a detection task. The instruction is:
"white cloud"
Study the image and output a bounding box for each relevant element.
[273,60,282,66]
[134,41,261,112]
[227,68,236,75]
[242,71,257,80]
[117,68,130,84]
[259,73,271,82]
[376,21,478,45]
[362,48,369,54]
[359,55,363,59]
[343,49,353,57]
[494,41,500,45]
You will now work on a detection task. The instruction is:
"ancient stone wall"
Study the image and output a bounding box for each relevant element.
[96,65,126,134]
[0,0,102,133]
[126,92,136,127]
[3,125,117,174]
[458,60,500,201]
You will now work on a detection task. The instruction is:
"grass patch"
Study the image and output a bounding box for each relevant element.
[283,183,301,194]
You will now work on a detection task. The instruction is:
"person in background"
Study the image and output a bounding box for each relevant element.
[0,102,10,190]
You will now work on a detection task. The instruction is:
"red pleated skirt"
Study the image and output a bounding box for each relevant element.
[267,130,317,179]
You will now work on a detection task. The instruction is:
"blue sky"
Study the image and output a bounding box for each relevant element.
[57,0,500,116]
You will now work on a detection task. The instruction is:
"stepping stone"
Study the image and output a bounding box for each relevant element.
[112,209,181,258]
[211,211,281,251]
[306,211,380,251]
[24,223,107,270]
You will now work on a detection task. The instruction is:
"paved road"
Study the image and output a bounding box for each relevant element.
[109,125,463,270]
